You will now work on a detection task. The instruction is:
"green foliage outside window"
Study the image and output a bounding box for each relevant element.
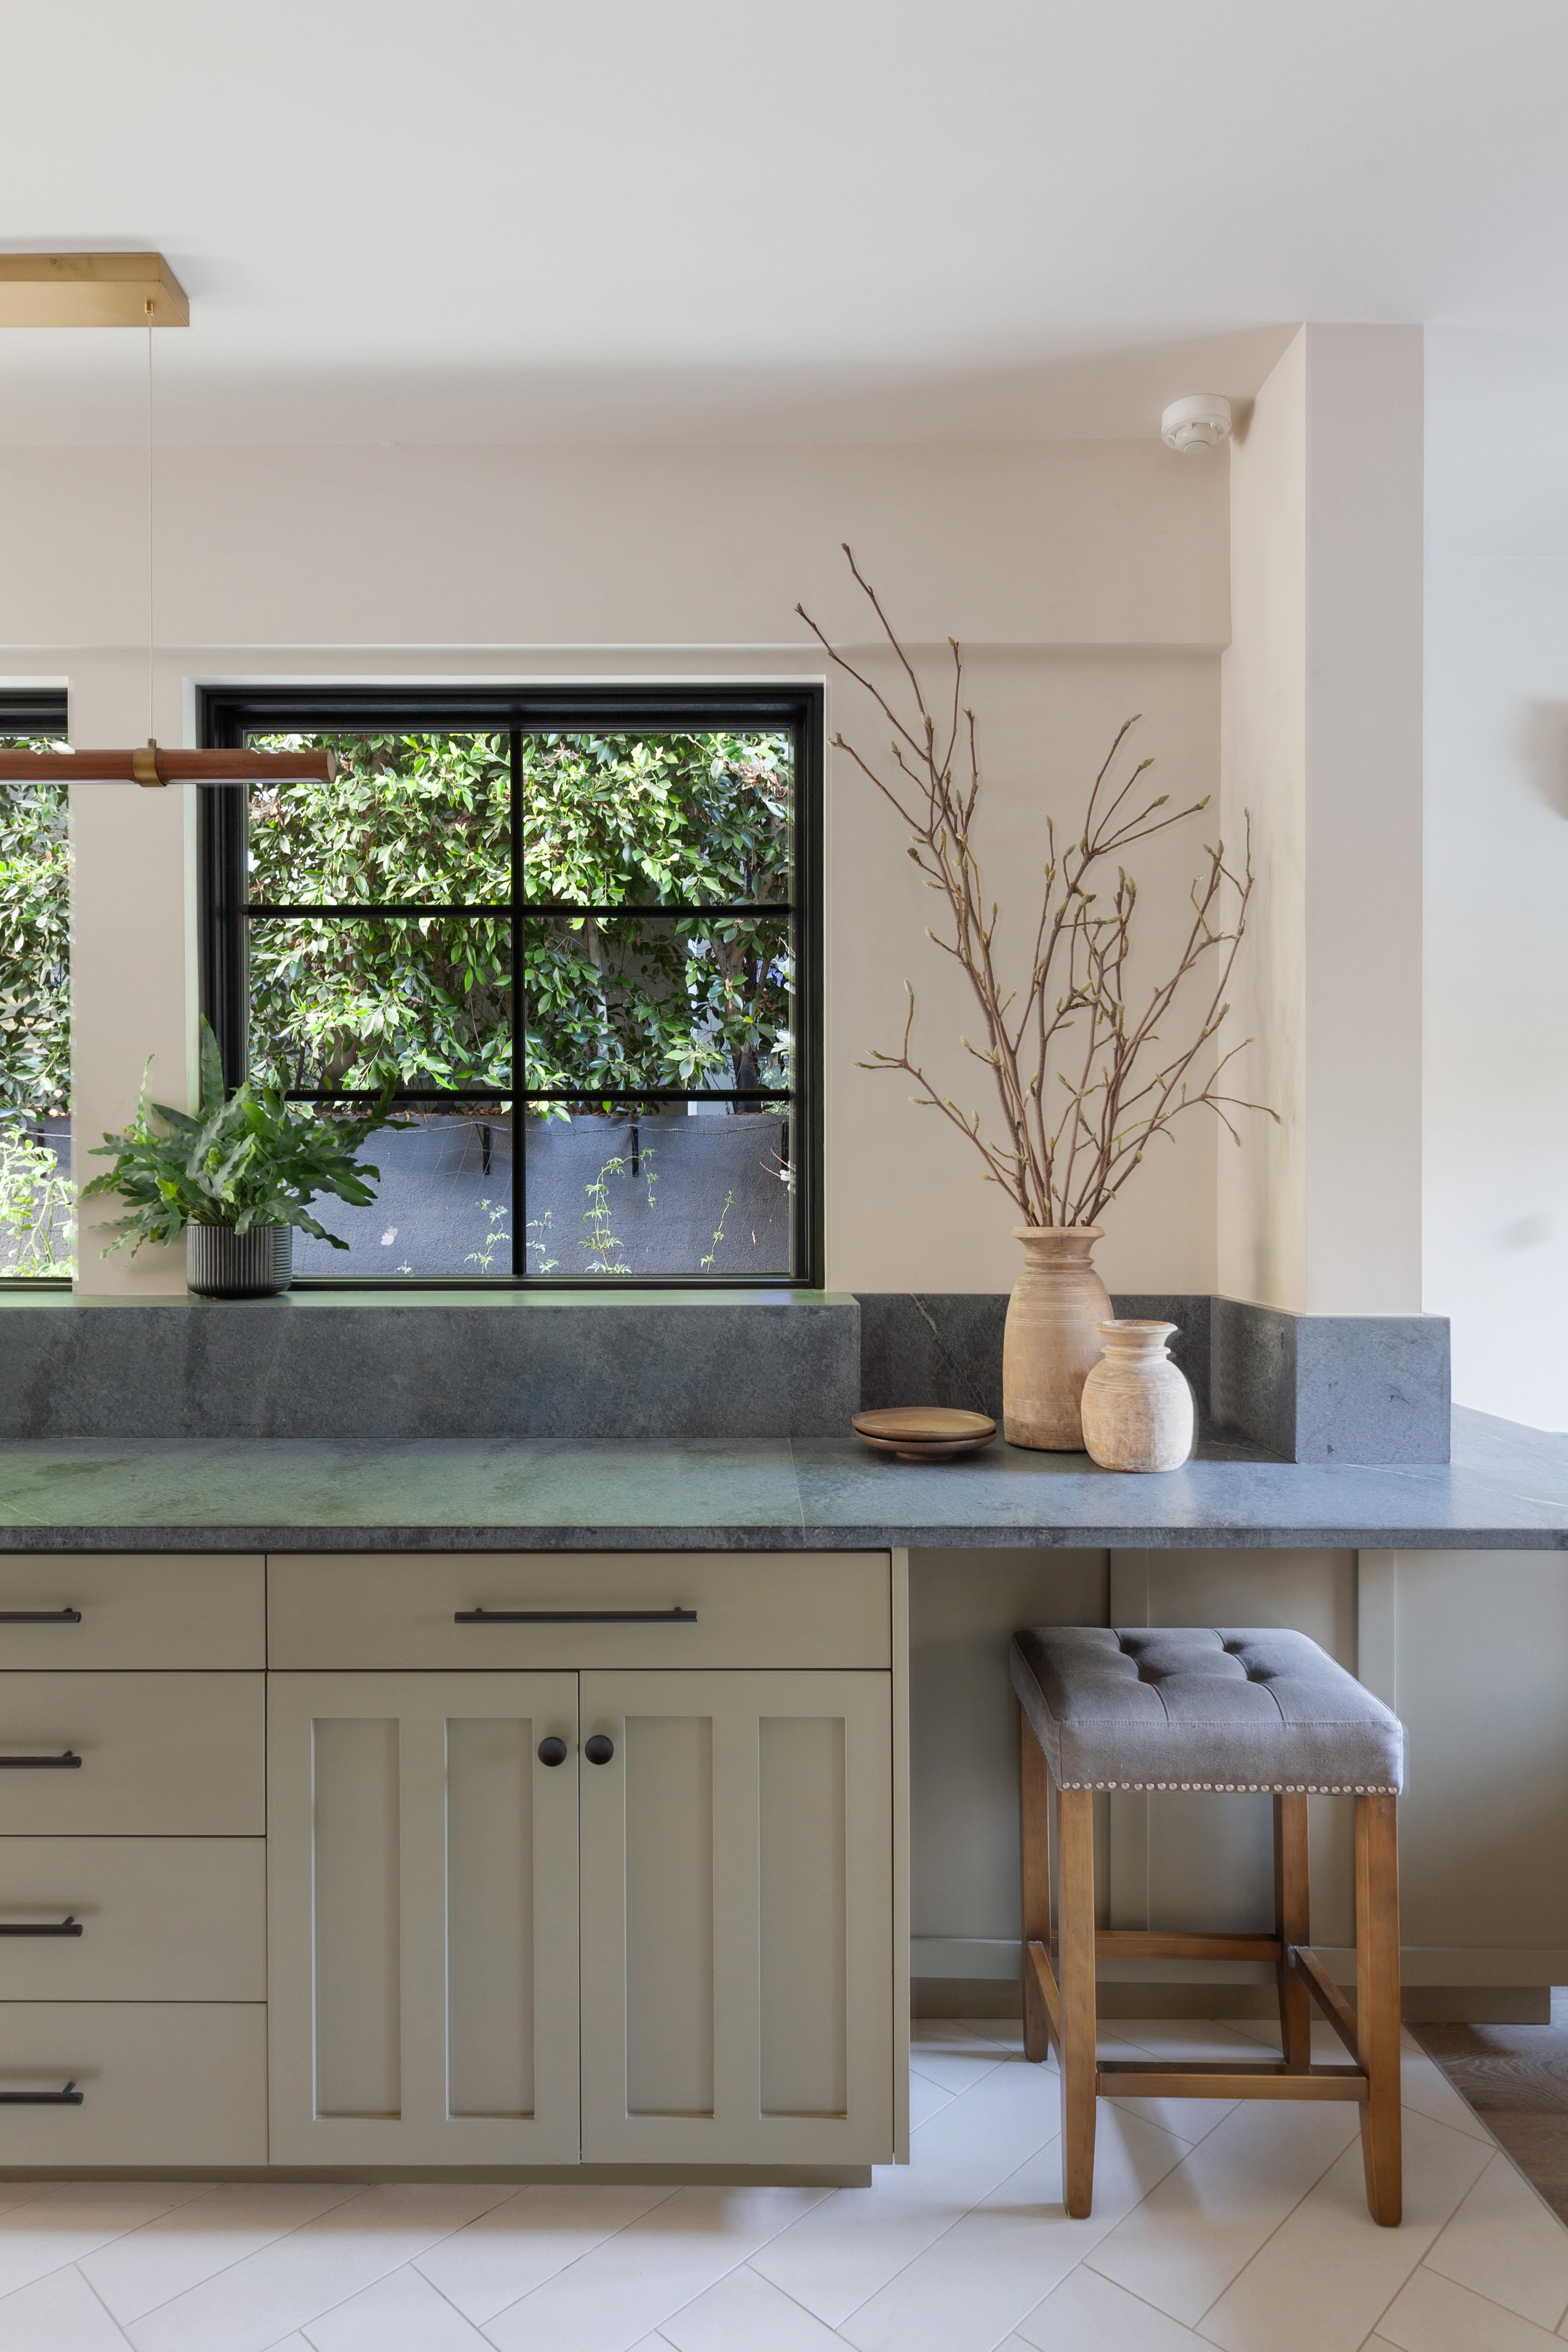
[0,1123,75,1276]
[246,730,795,1102]
[0,745,70,1120]
[0,741,72,1277]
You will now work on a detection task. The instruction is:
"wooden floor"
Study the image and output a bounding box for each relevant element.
[1416,1990,1568,2220]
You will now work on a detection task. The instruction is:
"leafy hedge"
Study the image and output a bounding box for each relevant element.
[247,730,795,1102]
[0,745,70,1118]
[0,729,795,1117]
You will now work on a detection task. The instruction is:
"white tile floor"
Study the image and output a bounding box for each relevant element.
[3,2017,1566,2352]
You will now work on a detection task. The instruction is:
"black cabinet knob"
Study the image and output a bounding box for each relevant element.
[584,1734,615,1766]
[536,1736,568,1767]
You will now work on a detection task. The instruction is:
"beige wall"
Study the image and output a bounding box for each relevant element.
[1220,326,1425,1314]
[1424,329,1568,1428]
[66,781,196,1295]
[1217,334,1309,1307]
[1,436,1233,1295]
[4,440,1228,653]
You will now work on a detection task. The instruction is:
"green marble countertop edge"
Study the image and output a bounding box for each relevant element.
[0,1414,1560,1547]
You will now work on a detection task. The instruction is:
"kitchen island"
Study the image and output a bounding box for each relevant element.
[0,1405,1563,2180]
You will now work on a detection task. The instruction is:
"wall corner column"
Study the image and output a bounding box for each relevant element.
[1220,324,1424,1313]
[68,663,196,1296]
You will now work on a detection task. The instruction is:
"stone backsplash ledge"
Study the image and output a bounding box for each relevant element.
[0,1289,1449,1461]
[857,1293,1450,1465]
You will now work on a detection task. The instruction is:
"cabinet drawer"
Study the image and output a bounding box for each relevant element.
[0,1675,264,1835]
[0,1839,264,1999]
[269,1552,891,1671]
[0,2003,267,2168]
[0,1554,263,1669]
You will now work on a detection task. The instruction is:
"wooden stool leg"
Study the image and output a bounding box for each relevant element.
[1019,1705,1053,2064]
[1057,1785,1097,2218]
[1274,1794,1312,2069]
[1356,1792,1402,2226]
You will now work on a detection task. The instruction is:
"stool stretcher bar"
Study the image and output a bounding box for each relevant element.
[1097,2063,1369,2102]
[1027,1937,1372,2101]
[1290,1940,1364,2061]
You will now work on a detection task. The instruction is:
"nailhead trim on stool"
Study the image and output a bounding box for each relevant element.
[1060,1780,1400,1792]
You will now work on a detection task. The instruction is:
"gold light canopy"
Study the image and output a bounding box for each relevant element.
[0,252,189,328]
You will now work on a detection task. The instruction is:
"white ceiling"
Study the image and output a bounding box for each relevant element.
[3,0,1566,444]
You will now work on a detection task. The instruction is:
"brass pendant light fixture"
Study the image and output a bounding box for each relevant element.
[0,253,329,789]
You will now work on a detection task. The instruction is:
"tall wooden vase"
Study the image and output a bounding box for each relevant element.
[1003,1225,1112,1450]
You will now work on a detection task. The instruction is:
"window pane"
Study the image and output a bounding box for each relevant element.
[290,1109,513,1278]
[219,696,810,1286]
[246,732,510,907]
[522,732,793,910]
[249,915,511,1092]
[524,912,793,1098]
[522,1106,792,1279]
[0,738,74,1277]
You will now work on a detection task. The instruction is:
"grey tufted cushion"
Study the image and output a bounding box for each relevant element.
[1010,1626,1404,1794]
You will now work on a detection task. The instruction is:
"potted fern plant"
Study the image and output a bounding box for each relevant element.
[83,1022,402,1297]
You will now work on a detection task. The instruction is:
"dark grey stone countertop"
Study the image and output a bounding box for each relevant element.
[0,1407,1561,1553]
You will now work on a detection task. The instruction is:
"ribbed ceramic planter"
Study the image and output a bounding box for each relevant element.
[1081,1318,1194,1472]
[1002,1225,1112,1451]
[187,1224,293,1299]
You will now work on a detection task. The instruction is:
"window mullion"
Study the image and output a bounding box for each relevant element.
[511,725,525,1284]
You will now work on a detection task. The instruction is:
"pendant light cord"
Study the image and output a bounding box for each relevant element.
[145,299,155,743]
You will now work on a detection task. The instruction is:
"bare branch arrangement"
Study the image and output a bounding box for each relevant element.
[796,547,1276,1228]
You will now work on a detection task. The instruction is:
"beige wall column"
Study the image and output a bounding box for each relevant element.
[68,656,196,1296]
[1220,325,1424,1312]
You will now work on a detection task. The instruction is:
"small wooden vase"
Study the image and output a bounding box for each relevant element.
[1002,1225,1112,1450]
[1080,1320,1194,1472]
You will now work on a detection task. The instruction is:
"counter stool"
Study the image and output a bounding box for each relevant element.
[1011,1625,1405,2226]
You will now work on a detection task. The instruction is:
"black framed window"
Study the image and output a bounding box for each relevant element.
[0,691,73,1282]
[200,687,823,1287]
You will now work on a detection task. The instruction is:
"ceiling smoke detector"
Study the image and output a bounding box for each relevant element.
[1161,395,1233,454]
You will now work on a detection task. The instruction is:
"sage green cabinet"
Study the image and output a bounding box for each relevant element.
[1,1547,903,2173]
[267,1663,899,2171]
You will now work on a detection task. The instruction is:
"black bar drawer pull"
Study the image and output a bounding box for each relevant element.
[456,1607,697,1625]
[0,1609,81,1625]
[0,1916,82,1938]
[0,2081,83,2104]
[0,1752,81,1770]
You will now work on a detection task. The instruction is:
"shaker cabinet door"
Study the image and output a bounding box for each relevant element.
[267,1671,580,2165]
[579,1669,895,2166]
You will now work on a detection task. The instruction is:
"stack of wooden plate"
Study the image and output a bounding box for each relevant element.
[850,1407,998,1462]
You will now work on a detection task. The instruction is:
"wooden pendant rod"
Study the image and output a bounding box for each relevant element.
[0,747,331,786]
